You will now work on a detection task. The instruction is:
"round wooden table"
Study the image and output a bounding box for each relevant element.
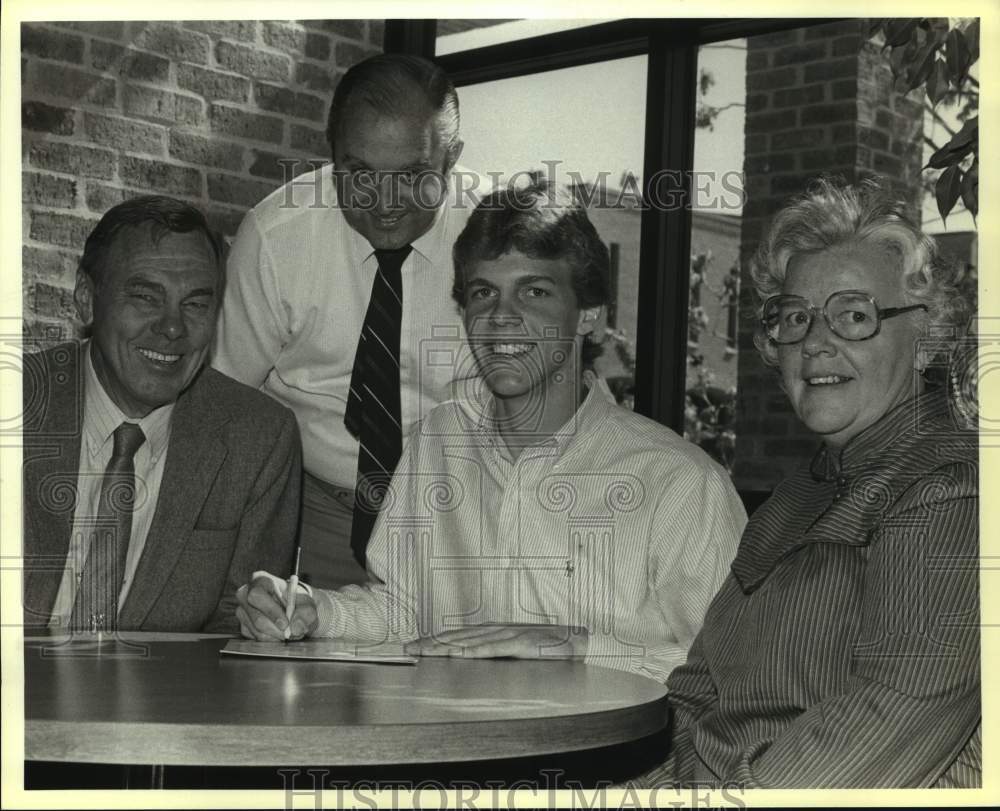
[25,633,669,768]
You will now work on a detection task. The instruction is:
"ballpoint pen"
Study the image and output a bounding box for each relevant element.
[284,547,301,641]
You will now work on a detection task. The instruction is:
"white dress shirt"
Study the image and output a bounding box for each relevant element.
[47,344,173,628]
[212,162,480,489]
[311,379,747,682]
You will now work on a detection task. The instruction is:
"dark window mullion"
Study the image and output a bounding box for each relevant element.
[433,19,817,86]
[696,17,841,44]
[436,20,650,84]
[383,20,438,57]
[634,24,698,431]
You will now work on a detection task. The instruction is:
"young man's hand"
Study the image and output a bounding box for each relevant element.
[235,574,318,641]
[405,624,589,659]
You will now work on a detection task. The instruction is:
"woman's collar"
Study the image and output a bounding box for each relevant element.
[809,386,948,482]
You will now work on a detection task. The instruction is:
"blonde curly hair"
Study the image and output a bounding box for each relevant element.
[750,176,971,363]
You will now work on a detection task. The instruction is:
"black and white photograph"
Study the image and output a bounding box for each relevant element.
[2,1,994,807]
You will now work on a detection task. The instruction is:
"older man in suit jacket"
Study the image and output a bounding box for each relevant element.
[22,195,300,634]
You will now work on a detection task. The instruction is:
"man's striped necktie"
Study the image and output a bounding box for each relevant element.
[344,245,412,566]
[70,421,145,632]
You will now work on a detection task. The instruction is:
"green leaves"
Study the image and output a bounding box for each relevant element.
[965,18,980,63]
[926,118,978,168]
[870,17,979,226]
[876,17,977,95]
[699,68,715,96]
[945,27,974,87]
[927,117,978,223]
[961,160,978,218]
[926,59,950,106]
[935,165,963,226]
[926,116,977,224]
[883,18,920,47]
[906,38,942,91]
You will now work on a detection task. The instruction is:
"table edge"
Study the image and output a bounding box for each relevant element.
[26,695,669,766]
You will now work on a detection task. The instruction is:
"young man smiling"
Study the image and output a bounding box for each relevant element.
[237,183,745,680]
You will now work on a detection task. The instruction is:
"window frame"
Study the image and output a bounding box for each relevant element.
[384,17,841,432]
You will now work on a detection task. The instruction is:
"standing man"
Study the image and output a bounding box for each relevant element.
[213,54,473,588]
[22,196,300,633]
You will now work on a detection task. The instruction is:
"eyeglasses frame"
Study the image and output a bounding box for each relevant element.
[760,289,928,345]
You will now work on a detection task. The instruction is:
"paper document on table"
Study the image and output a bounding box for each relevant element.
[221,638,418,665]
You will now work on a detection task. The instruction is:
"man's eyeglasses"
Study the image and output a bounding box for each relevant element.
[761,290,927,345]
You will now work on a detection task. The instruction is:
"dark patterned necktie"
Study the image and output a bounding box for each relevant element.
[70,421,145,632]
[345,245,412,566]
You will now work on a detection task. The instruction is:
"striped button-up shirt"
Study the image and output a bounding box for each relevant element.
[642,388,979,787]
[313,379,747,681]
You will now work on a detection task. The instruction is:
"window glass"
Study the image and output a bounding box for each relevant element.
[685,38,746,471]
[436,19,619,55]
[455,55,647,408]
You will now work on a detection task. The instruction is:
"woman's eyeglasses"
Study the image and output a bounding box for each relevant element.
[761,290,927,345]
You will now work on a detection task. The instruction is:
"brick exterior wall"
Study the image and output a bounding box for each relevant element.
[21,19,382,343]
[734,19,925,491]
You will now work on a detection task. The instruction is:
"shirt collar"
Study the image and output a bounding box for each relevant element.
[82,341,174,462]
[553,374,615,458]
[465,375,614,461]
[736,386,957,594]
[810,386,949,482]
[409,201,448,265]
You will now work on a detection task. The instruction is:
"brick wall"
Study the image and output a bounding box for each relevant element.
[21,19,383,343]
[734,19,925,491]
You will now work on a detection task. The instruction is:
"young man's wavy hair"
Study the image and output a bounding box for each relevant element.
[452,181,611,367]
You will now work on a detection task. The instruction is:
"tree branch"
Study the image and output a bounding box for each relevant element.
[705,102,745,115]
[923,100,957,137]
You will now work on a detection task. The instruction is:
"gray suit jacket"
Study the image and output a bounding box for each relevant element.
[22,343,301,633]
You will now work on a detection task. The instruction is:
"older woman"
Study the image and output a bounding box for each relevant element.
[641,178,979,788]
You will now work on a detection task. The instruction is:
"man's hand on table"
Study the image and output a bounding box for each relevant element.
[405,625,589,660]
[236,574,318,641]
